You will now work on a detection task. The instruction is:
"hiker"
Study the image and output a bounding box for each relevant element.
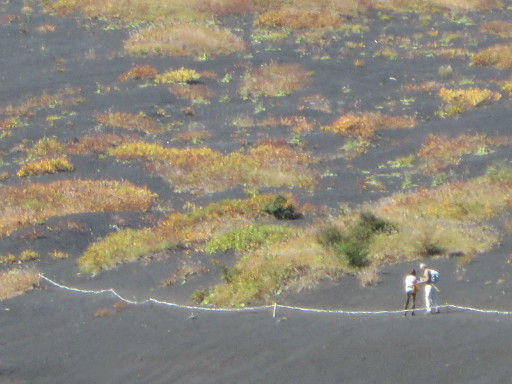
[404,269,418,316]
[419,263,440,314]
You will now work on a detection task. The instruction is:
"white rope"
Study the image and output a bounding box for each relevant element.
[38,274,512,317]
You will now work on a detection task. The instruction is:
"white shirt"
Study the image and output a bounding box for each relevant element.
[405,275,417,293]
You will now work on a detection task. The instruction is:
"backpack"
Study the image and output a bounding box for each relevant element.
[429,269,439,283]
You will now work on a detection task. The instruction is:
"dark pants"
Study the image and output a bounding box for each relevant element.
[404,292,416,314]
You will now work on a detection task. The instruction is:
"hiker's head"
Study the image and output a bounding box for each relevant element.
[420,263,426,270]
[410,269,416,276]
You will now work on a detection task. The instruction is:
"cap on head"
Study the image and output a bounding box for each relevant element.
[420,263,426,269]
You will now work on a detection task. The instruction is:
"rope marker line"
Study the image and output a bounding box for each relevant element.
[39,274,512,317]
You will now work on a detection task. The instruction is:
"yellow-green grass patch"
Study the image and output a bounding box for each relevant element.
[77,194,278,274]
[77,227,175,274]
[0,249,40,264]
[0,117,25,133]
[204,233,346,307]
[203,168,512,306]
[0,268,40,301]
[17,157,74,177]
[0,179,156,236]
[155,67,201,84]
[26,137,66,158]
[437,87,502,117]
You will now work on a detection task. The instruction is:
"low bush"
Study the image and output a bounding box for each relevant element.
[261,195,297,219]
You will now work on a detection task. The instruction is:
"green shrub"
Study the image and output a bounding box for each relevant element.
[334,238,368,268]
[317,213,395,267]
[316,226,344,248]
[262,195,297,219]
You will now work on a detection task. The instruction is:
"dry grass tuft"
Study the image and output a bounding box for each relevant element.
[109,139,319,194]
[358,266,382,287]
[479,20,512,38]
[254,9,342,30]
[417,133,512,173]
[0,86,82,117]
[322,112,416,141]
[26,137,65,158]
[66,133,138,155]
[239,62,313,99]
[162,264,209,286]
[0,268,40,301]
[375,0,502,12]
[0,179,155,236]
[174,129,212,143]
[95,112,161,134]
[124,23,247,57]
[118,65,158,82]
[471,42,512,69]
[168,84,211,103]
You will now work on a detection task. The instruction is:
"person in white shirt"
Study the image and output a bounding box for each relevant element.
[419,263,440,314]
[404,269,418,316]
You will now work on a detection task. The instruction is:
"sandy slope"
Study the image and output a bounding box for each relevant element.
[2,2,512,383]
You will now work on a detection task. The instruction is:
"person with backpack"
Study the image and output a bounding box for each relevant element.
[404,269,418,316]
[419,263,440,314]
